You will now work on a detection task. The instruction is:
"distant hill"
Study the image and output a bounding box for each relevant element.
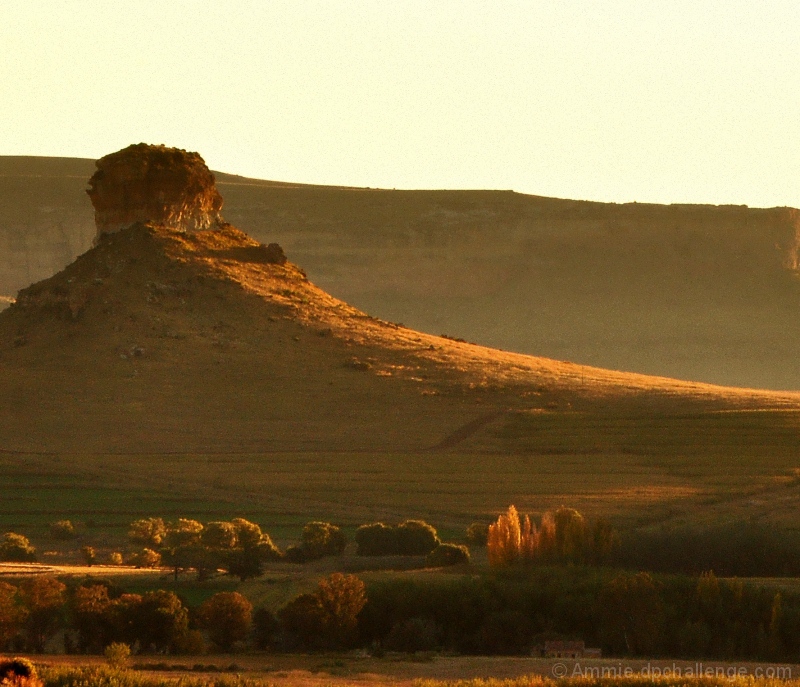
[2,155,799,390]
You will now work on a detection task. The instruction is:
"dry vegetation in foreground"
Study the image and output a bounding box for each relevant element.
[19,659,800,687]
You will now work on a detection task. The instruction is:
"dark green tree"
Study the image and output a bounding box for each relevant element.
[161,519,204,580]
[278,593,325,649]
[0,533,36,562]
[598,572,664,655]
[81,546,96,567]
[589,518,620,564]
[355,523,397,556]
[279,573,366,649]
[201,521,238,549]
[465,522,489,547]
[225,519,282,581]
[426,543,470,567]
[134,590,188,653]
[18,576,66,652]
[49,520,76,541]
[71,584,112,652]
[104,593,143,646]
[253,607,281,650]
[198,591,253,651]
[0,582,25,650]
[553,506,587,562]
[128,517,166,547]
[300,521,347,560]
[315,573,367,648]
[396,520,440,555]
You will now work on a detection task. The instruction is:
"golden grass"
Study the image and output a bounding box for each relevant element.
[26,656,800,687]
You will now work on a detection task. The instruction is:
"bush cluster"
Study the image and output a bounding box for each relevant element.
[355,520,440,556]
[129,517,281,581]
[128,517,353,575]
[0,533,36,562]
[284,521,347,562]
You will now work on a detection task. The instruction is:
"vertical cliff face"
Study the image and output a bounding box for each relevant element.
[780,207,800,271]
[86,143,223,239]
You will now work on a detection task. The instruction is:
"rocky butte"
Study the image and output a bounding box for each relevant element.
[84,143,286,263]
[86,143,224,238]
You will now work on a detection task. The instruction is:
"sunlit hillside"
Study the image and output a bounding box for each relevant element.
[2,156,799,390]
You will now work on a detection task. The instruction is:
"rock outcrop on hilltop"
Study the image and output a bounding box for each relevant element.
[13,143,290,323]
[86,143,223,239]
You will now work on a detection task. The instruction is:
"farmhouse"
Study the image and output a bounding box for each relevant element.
[542,640,601,658]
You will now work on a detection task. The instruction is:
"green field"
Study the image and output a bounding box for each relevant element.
[4,407,800,555]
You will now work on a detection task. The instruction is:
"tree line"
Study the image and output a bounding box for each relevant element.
[484,505,800,577]
[2,567,800,660]
[6,507,800,579]
[0,572,366,655]
[0,516,469,581]
[359,568,800,660]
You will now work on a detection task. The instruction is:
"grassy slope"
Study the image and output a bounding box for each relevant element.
[1,221,800,541]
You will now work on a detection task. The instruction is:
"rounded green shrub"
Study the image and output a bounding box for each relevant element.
[426,543,470,567]
[0,533,35,562]
[49,520,76,540]
[396,520,440,555]
[355,522,398,556]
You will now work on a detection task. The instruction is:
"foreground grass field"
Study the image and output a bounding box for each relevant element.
[25,658,800,687]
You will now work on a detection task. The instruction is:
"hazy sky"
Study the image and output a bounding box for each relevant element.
[2,1,798,207]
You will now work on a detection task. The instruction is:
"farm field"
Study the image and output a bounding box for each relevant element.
[4,408,800,551]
